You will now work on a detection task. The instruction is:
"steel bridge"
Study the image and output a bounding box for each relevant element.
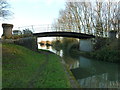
[33,31,95,39]
[15,24,95,39]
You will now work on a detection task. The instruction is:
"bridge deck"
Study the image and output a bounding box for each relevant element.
[33,32,95,39]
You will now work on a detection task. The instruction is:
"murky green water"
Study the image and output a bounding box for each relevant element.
[38,44,120,88]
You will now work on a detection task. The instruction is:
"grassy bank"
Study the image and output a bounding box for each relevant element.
[68,38,120,63]
[71,49,119,63]
[2,43,71,88]
[71,44,120,63]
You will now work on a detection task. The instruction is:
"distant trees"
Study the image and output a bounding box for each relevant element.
[53,1,119,37]
[23,28,33,35]
[0,0,12,19]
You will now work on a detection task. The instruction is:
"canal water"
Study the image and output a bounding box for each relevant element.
[38,44,119,88]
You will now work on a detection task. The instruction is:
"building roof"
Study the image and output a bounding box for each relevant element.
[13,30,21,32]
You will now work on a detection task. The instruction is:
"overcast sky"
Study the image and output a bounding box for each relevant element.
[0,0,65,36]
[0,0,119,37]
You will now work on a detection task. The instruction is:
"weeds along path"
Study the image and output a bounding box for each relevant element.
[60,59,80,88]
[27,52,49,88]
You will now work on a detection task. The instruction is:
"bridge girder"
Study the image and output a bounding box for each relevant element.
[33,32,95,39]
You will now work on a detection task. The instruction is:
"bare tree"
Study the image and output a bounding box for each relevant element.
[0,0,12,19]
[53,1,119,38]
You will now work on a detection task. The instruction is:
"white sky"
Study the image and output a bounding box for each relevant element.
[0,0,119,39]
[0,0,65,37]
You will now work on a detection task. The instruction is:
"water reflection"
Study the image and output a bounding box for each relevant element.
[38,44,119,88]
[38,44,54,52]
[71,56,119,88]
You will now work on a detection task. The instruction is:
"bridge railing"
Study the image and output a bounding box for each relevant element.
[14,24,57,33]
[13,24,95,35]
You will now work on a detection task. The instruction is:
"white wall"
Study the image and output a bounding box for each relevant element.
[79,39,93,52]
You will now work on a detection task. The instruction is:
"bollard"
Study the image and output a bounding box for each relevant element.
[2,23,13,39]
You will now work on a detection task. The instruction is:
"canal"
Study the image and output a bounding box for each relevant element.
[38,42,119,88]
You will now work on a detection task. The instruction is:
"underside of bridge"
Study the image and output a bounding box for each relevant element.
[33,32,95,39]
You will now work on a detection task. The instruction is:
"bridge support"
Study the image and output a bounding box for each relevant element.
[79,38,94,52]
[109,31,117,39]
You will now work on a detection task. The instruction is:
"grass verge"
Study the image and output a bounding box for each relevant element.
[2,43,71,88]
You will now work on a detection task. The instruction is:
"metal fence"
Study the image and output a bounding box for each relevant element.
[13,24,88,34]
[13,24,60,33]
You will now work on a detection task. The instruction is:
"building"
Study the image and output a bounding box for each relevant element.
[13,30,22,35]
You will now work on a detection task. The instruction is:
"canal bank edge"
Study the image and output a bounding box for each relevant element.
[61,58,81,88]
[53,52,81,88]
[39,49,80,88]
